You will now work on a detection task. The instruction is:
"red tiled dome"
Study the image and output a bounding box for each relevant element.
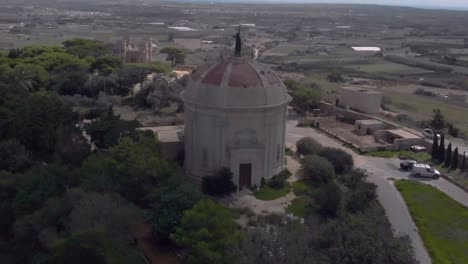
[182,59,290,108]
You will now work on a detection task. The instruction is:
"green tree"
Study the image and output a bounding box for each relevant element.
[450,147,459,170]
[85,109,139,149]
[81,133,177,204]
[431,133,439,160]
[91,55,123,76]
[301,155,335,183]
[7,64,49,91]
[49,60,90,95]
[160,46,186,66]
[0,140,31,172]
[444,143,452,167]
[49,230,129,264]
[315,181,342,217]
[63,38,111,59]
[296,137,322,156]
[12,164,73,216]
[438,134,445,163]
[24,52,77,72]
[172,199,242,264]
[145,177,203,240]
[289,84,321,113]
[201,167,237,196]
[430,109,445,132]
[319,147,354,174]
[13,91,75,158]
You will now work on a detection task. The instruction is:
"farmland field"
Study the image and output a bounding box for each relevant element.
[346,61,430,74]
[383,91,468,135]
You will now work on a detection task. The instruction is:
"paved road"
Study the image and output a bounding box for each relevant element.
[286,119,468,264]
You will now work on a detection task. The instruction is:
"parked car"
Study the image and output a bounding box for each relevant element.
[400,160,417,170]
[423,128,441,139]
[411,164,441,179]
[410,145,427,152]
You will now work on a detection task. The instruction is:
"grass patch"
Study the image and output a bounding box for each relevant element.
[253,184,291,201]
[395,180,468,264]
[292,179,319,196]
[286,196,315,218]
[285,147,294,156]
[366,150,431,162]
[346,61,428,74]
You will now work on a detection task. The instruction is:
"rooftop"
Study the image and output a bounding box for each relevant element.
[386,129,421,139]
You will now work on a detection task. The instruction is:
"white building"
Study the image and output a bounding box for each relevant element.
[181,57,291,188]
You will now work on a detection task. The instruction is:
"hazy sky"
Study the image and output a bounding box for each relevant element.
[247,0,468,8]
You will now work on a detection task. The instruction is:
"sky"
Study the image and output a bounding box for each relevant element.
[198,0,468,9]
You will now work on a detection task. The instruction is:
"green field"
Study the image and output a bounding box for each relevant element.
[384,91,468,135]
[346,61,429,74]
[396,180,468,264]
[365,150,431,162]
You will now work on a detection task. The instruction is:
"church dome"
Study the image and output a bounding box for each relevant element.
[181,58,291,109]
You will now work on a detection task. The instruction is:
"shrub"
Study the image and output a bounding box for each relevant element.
[296,137,322,156]
[267,169,291,190]
[202,167,237,196]
[301,155,335,183]
[315,181,342,217]
[319,147,354,174]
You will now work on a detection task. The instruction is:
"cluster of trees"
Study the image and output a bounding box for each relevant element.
[236,137,417,264]
[431,133,466,171]
[284,79,321,113]
[0,49,241,263]
[0,39,171,98]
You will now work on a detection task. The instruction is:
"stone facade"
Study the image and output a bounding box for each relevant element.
[181,58,291,188]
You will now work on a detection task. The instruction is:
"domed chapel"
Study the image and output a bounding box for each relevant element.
[181,31,291,189]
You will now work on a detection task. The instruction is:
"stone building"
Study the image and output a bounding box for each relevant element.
[120,37,154,63]
[181,54,291,188]
[339,86,382,114]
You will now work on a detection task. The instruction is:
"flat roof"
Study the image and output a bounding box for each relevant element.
[138,126,184,143]
[357,119,384,125]
[342,86,382,95]
[352,47,381,52]
[386,129,421,139]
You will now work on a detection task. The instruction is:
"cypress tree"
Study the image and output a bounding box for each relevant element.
[431,133,438,160]
[461,152,466,172]
[438,134,445,163]
[444,143,452,167]
[451,147,459,170]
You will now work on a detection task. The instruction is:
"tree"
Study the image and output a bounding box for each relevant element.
[450,147,459,170]
[301,155,335,183]
[68,192,142,249]
[81,133,177,204]
[84,109,140,149]
[288,83,321,113]
[296,137,322,156]
[430,109,445,132]
[54,126,91,167]
[63,38,111,59]
[444,143,452,167]
[49,230,130,264]
[160,46,186,66]
[0,140,31,172]
[145,177,203,240]
[319,147,354,174]
[90,55,123,76]
[438,134,445,163]
[202,167,237,196]
[172,199,242,264]
[431,133,439,160]
[461,152,466,172]
[49,60,90,95]
[327,70,344,82]
[13,91,76,158]
[7,63,49,91]
[315,181,342,217]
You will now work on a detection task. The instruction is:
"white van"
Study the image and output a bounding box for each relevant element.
[411,164,441,179]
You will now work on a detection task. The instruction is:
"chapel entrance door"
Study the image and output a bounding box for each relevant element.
[239,163,252,187]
